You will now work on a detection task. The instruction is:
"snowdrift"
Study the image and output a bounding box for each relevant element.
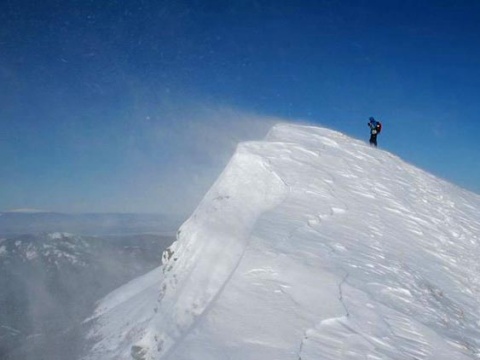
[84,124,480,360]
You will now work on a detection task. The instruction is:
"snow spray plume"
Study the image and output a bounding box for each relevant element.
[122,103,282,216]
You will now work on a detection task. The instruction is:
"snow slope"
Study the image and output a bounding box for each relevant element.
[84,124,480,360]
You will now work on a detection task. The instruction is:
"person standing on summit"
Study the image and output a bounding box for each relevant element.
[367,117,382,147]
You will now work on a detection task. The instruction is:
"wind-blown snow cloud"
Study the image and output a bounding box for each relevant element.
[115,102,283,216]
[1,75,287,215]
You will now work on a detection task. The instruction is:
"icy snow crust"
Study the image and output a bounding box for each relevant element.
[85,124,480,360]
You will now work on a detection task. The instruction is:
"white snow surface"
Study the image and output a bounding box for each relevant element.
[85,124,480,360]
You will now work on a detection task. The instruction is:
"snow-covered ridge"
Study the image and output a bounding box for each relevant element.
[85,123,480,360]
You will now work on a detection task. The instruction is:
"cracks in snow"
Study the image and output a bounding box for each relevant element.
[297,330,307,360]
[297,272,351,360]
[338,272,350,318]
[264,157,292,190]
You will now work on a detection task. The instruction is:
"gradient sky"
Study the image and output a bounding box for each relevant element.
[1,0,480,216]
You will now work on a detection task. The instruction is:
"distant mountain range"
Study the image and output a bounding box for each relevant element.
[0,212,183,236]
[0,231,175,360]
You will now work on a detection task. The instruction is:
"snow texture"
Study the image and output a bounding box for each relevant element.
[84,124,480,360]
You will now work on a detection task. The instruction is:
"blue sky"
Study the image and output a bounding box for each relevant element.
[1,0,480,215]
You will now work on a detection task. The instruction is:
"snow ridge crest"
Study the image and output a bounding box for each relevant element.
[85,123,480,360]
